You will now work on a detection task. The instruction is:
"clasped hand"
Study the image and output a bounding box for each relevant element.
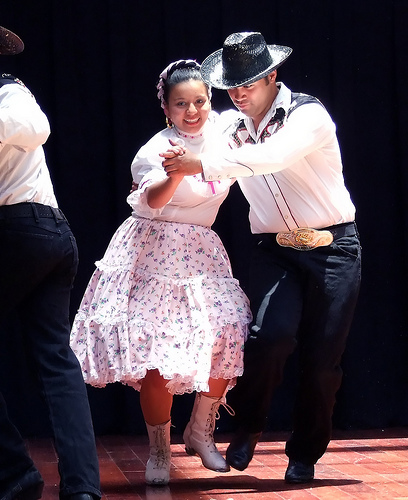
[160,139,203,177]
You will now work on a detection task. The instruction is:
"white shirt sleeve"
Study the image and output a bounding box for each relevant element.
[0,83,50,151]
[200,103,336,180]
[127,166,169,219]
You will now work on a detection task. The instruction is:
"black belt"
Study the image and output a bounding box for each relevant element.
[0,202,66,220]
[321,221,357,239]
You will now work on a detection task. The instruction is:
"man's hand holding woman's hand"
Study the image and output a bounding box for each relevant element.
[160,139,203,177]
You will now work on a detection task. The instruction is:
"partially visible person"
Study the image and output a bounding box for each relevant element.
[70,60,251,486]
[0,25,101,500]
[161,32,362,484]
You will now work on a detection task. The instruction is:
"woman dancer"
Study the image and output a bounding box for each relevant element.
[70,59,251,485]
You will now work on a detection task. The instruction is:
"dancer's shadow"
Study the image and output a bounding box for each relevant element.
[133,475,362,499]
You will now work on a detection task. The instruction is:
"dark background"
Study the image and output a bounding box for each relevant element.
[1,0,407,438]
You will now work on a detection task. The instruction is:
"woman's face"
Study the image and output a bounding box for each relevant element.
[164,79,210,134]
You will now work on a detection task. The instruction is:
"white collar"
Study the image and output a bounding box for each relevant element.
[173,111,218,146]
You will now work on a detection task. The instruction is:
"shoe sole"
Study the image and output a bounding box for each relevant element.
[185,446,230,473]
[145,479,169,486]
[285,477,314,484]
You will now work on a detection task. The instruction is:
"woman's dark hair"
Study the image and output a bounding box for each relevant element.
[157,60,211,108]
[163,67,209,103]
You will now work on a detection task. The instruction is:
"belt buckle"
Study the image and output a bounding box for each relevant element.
[276,228,333,251]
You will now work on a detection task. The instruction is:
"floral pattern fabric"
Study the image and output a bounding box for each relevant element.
[70,215,252,395]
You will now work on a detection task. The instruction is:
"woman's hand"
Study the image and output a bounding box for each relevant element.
[160,139,186,159]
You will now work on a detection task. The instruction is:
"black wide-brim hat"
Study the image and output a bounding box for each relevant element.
[0,26,24,55]
[201,32,292,90]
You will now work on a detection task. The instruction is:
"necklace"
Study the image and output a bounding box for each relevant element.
[176,129,205,140]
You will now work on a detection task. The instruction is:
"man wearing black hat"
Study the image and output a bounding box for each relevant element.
[0,26,101,500]
[162,31,361,483]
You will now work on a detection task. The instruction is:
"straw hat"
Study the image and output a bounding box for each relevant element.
[201,32,292,89]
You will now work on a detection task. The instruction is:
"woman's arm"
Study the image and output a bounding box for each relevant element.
[145,143,186,208]
[145,174,184,209]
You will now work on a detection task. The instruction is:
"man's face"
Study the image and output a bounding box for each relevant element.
[227,71,278,126]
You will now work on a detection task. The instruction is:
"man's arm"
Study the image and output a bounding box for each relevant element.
[161,149,203,177]
[0,84,50,150]
[161,103,335,181]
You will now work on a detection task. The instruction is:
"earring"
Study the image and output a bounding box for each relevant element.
[166,117,173,129]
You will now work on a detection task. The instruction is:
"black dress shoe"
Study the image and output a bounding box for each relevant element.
[0,466,44,500]
[226,431,262,471]
[63,495,97,500]
[284,459,314,483]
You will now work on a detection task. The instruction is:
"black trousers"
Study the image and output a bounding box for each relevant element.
[0,202,101,499]
[231,222,362,465]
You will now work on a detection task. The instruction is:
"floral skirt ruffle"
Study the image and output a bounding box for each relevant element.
[70,216,252,395]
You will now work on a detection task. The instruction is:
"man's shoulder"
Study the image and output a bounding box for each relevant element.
[0,73,34,100]
[0,73,19,87]
[217,109,243,134]
[288,92,325,117]
[0,73,28,89]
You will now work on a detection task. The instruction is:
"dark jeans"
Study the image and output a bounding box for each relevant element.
[232,222,362,465]
[0,202,101,499]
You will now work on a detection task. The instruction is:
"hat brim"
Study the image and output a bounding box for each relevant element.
[201,44,292,90]
[0,26,24,55]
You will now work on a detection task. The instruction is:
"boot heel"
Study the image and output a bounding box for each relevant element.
[185,446,196,456]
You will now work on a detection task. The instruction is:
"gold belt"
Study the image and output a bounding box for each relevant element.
[276,227,334,251]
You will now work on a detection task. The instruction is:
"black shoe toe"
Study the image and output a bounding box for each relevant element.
[0,466,44,500]
[285,460,315,483]
[63,495,96,500]
[226,431,262,471]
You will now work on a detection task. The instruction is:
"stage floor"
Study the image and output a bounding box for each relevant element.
[26,427,408,499]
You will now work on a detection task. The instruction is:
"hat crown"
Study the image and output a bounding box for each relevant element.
[200,31,292,89]
[222,32,273,83]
